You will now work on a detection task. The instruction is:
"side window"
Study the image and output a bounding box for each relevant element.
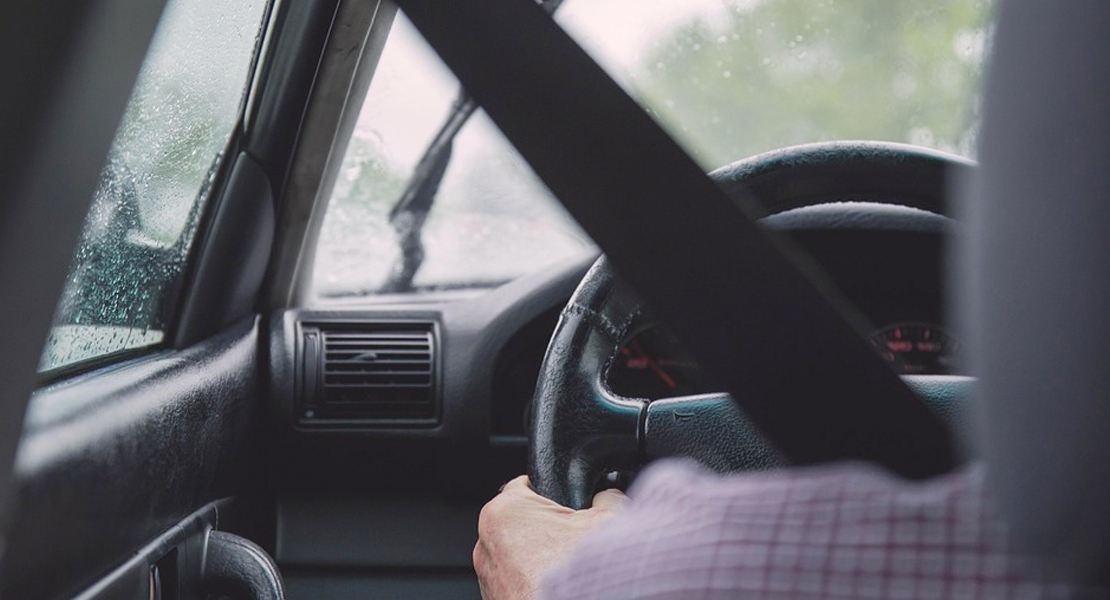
[38,0,270,373]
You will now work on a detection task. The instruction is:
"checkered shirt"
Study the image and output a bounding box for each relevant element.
[542,461,1088,599]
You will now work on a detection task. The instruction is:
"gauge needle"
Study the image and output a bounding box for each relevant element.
[630,340,677,390]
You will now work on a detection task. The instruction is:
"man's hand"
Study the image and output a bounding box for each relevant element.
[473,476,627,600]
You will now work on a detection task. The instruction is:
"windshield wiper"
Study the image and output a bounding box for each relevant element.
[381,0,566,293]
[381,94,478,293]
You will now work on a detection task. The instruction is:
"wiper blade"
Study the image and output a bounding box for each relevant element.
[381,94,477,292]
[381,0,566,293]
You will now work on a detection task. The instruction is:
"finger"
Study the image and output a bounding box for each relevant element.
[472,540,485,572]
[591,488,629,510]
[499,475,532,494]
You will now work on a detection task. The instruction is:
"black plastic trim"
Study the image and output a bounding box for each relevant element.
[295,319,441,427]
[265,253,597,498]
[36,344,166,387]
[72,503,218,600]
[174,152,277,348]
[4,318,264,599]
[203,530,286,600]
[245,0,343,198]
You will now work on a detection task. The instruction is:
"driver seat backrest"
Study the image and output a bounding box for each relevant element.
[965,0,1110,584]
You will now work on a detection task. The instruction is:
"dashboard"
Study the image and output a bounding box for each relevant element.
[261,200,961,579]
[607,319,961,401]
[269,201,957,458]
[257,138,978,596]
[606,204,961,401]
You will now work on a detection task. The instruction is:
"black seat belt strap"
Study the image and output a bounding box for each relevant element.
[395,0,956,478]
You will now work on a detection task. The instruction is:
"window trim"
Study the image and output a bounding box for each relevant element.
[258,0,397,310]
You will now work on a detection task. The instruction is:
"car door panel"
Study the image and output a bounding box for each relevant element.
[4,318,264,599]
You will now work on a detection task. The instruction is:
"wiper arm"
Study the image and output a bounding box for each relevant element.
[381,94,478,293]
[381,0,567,293]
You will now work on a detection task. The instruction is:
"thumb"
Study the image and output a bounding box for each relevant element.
[590,488,628,511]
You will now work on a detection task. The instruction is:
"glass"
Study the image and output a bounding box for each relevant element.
[312,14,594,298]
[312,0,993,298]
[557,0,994,167]
[39,0,270,373]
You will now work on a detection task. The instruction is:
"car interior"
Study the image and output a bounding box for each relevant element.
[1,0,1107,598]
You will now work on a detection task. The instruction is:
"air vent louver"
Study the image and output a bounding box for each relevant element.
[299,322,437,424]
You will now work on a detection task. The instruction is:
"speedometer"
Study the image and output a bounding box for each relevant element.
[869,323,962,375]
[605,327,714,400]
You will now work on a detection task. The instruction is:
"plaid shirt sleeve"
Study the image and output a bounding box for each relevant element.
[541,461,1084,599]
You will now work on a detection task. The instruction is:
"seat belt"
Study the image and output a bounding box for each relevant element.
[395,0,956,478]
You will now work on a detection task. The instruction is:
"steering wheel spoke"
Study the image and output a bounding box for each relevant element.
[643,393,785,473]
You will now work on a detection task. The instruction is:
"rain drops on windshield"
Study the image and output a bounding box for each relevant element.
[312,15,593,298]
[312,0,993,298]
[559,0,994,165]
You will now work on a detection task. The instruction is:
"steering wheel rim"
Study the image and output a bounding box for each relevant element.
[528,141,972,509]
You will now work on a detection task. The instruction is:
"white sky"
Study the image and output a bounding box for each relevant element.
[558,0,738,71]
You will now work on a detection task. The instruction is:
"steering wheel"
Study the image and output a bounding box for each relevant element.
[528,141,974,509]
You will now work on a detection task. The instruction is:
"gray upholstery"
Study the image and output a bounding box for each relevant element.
[963,0,1110,583]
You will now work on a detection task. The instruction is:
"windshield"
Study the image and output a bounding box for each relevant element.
[311,0,992,299]
[312,14,591,298]
[560,0,991,164]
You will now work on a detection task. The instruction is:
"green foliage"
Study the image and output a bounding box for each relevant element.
[633,0,994,168]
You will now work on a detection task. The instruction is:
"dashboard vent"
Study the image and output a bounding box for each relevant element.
[299,322,438,425]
